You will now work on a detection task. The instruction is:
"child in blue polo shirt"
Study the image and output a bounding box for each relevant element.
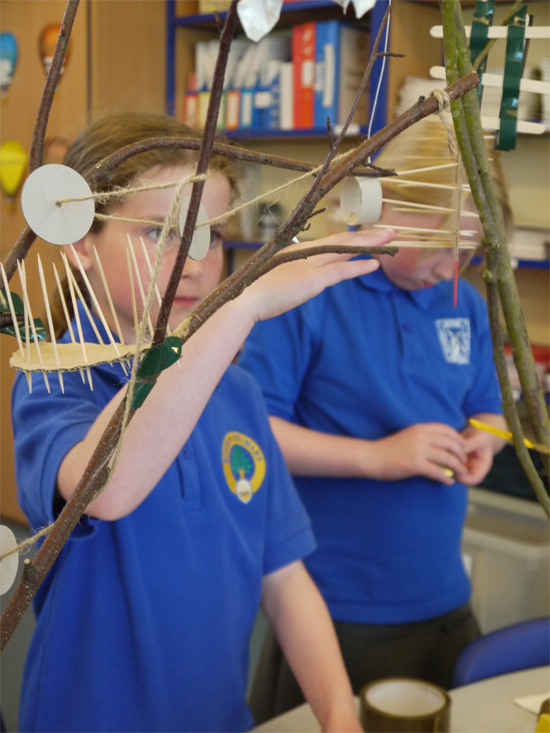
[240,117,512,720]
[11,111,396,733]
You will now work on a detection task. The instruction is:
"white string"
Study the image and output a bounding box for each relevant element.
[367,0,393,161]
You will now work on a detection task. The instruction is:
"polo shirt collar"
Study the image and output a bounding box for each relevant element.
[358,261,440,310]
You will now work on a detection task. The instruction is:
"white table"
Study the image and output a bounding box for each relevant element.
[255,666,550,733]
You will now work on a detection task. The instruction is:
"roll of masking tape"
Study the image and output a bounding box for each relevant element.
[359,678,451,733]
[340,177,383,226]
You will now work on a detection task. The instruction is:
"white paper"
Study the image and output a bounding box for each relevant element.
[514,692,550,715]
[237,0,376,43]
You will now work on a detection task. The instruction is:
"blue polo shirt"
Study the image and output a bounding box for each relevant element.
[240,266,502,625]
[12,306,315,733]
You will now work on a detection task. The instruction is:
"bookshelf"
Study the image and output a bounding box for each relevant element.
[166,0,549,344]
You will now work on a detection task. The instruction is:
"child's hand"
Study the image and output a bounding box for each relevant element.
[239,229,395,324]
[370,423,469,485]
[459,414,507,486]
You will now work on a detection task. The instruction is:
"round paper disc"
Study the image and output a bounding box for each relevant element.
[0,525,19,596]
[21,164,95,245]
[178,198,211,261]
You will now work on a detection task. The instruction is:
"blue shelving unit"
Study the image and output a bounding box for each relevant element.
[165,0,389,135]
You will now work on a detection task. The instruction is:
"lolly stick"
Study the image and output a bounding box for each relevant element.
[469,418,550,455]
[37,255,64,392]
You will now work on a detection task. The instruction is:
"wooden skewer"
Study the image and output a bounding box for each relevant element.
[69,244,124,364]
[127,250,140,336]
[384,241,477,249]
[139,237,172,336]
[386,179,471,191]
[52,262,86,384]
[17,260,50,393]
[1,262,33,393]
[93,246,126,347]
[395,162,459,176]
[127,236,155,340]
[392,207,480,219]
[62,253,93,390]
[37,255,64,393]
[1,263,25,359]
[382,198,455,213]
[374,224,475,236]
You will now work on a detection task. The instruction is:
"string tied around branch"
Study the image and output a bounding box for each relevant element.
[432,89,458,157]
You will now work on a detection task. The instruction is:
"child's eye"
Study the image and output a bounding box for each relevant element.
[145,225,164,244]
[210,229,222,248]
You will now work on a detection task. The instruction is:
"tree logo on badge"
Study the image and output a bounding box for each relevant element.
[222,432,266,504]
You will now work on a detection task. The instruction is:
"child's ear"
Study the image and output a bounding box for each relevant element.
[63,237,93,271]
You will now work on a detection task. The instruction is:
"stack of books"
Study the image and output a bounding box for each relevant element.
[183,20,370,133]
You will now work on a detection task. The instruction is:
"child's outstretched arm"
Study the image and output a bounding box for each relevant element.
[57,229,395,520]
[261,560,362,733]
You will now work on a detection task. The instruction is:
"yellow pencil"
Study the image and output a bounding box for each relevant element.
[469,418,550,456]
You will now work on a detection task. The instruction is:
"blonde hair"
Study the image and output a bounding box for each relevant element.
[50,111,240,338]
[375,115,513,240]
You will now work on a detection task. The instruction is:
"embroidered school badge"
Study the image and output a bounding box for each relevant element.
[435,318,471,365]
[222,432,266,504]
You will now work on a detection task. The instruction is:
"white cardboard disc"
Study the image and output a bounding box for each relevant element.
[21,164,95,245]
[178,198,211,261]
[0,525,19,596]
[341,177,383,226]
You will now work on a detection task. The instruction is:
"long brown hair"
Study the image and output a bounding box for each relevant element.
[51,111,239,338]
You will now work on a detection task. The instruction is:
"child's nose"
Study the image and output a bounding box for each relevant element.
[433,252,456,281]
[182,257,203,278]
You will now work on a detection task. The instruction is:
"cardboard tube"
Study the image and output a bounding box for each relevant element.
[341,177,383,225]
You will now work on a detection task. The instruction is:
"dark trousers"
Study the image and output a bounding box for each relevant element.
[248,603,480,726]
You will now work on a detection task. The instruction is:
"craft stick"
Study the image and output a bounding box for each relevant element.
[52,262,85,384]
[430,65,550,95]
[139,238,172,336]
[93,246,125,346]
[17,261,50,393]
[395,162,459,176]
[62,253,93,390]
[127,236,155,340]
[1,262,25,358]
[127,250,140,336]
[69,244,122,360]
[469,418,550,456]
[481,117,545,135]
[430,25,550,40]
[37,255,64,393]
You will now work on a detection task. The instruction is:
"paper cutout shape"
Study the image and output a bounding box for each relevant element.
[0,32,18,99]
[0,139,27,207]
[0,525,19,596]
[21,164,95,245]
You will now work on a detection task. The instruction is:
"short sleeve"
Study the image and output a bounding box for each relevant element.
[11,370,102,535]
[239,301,320,421]
[260,413,316,575]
